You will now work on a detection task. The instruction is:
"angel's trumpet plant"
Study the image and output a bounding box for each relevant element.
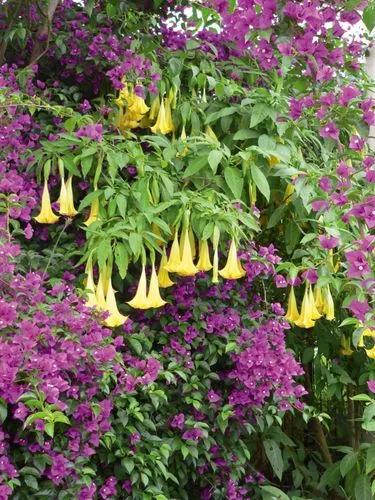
[309,285,322,320]
[84,259,97,308]
[158,250,174,288]
[322,284,335,320]
[295,283,316,329]
[84,196,100,226]
[219,239,246,280]
[165,231,181,273]
[127,265,150,309]
[313,285,324,314]
[59,175,78,217]
[197,239,213,272]
[147,263,167,308]
[212,226,220,283]
[285,286,299,323]
[176,226,198,277]
[149,96,160,122]
[104,277,128,327]
[34,179,60,224]
[150,97,174,135]
[340,337,353,356]
[205,125,218,142]
[359,329,375,359]
[95,271,107,311]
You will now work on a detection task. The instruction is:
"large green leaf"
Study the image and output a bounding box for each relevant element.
[224,167,243,198]
[251,164,270,201]
[263,439,283,480]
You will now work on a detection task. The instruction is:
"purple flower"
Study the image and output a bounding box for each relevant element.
[345,250,371,278]
[76,123,103,141]
[348,300,370,321]
[182,428,203,441]
[207,390,221,403]
[319,235,340,250]
[129,432,141,445]
[274,274,287,288]
[349,135,365,151]
[367,381,375,394]
[319,176,332,192]
[319,122,339,141]
[79,99,92,113]
[338,85,360,106]
[170,413,185,430]
[336,161,352,178]
[302,268,318,284]
[311,199,329,212]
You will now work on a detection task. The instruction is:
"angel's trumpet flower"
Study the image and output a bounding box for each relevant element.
[59,175,78,217]
[340,337,353,356]
[34,180,60,224]
[178,125,188,157]
[147,263,167,308]
[197,239,213,272]
[84,196,100,226]
[95,271,107,311]
[158,250,174,288]
[205,125,218,142]
[150,98,174,135]
[283,183,295,204]
[84,260,97,308]
[104,278,128,327]
[313,285,324,314]
[212,226,220,283]
[285,286,299,323]
[164,231,181,273]
[219,239,246,280]
[309,285,322,320]
[295,283,316,329]
[322,284,335,320]
[176,227,198,277]
[359,329,375,359]
[127,265,150,309]
[149,96,160,122]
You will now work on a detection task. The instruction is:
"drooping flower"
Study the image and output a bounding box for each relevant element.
[205,125,219,142]
[309,284,322,320]
[295,283,316,329]
[340,337,353,356]
[127,265,150,309]
[313,285,324,313]
[164,231,181,272]
[59,175,78,217]
[104,277,128,327]
[285,286,299,323]
[150,97,174,135]
[176,227,198,277]
[219,239,246,280]
[147,263,166,308]
[321,285,335,320]
[84,196,100,226]
[84,260,97,308]
[95,270,107,311]
[34,180,60,224]
[212,226,220,283]
[197,239,213,272]
[358,329,375,359]
[158,249,174,288]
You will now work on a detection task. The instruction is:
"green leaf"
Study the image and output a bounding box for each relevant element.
[233,129,259,140]
[267,205,286,228]
[363,4,375,32]
[115,243,128,279]
[183,155,208,178]
[128,338,142,355]
[128,233,143,257]
[122,458,134,475]
[250,103,269,128]
[44,422,54,438]
[340,452,358,477]
[224,167,243,199]
[206,107,237,124]
[355,475,372,500]
[263,439,283,480]
[260,485,289,499]
[366,446,375,474]
[0,398,7,424]
[25,475,38,490]
[208,150,223,172]
[251,165,270,201]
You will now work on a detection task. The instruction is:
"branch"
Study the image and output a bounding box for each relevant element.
[28,0,60,66]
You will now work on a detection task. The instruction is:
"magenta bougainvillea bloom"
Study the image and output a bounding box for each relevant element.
[367,381,375,394]
[319,235,340,250]
[348,299,370,321]
[319,122,339,140]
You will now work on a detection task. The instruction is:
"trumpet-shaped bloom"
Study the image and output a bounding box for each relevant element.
[84,197,100,226]
[95,271,107,311]
[34,180,60,224]
[313,285,324,313]
[285,287,299,323]
[147,264,167,308]
[84,260,97,308]
[322,285,335,320]
[309,285,322,320]
[340,337,353,356]
[176,228,198,276]
[359,329,375,359]
[205,125,218,142]
[283,183,295,204]
[158,251,174,288]
[212,247,219,283]
[150,98,174,135]
[127,265,150,309]
[165,232,181,272]
[219,240,246,280]
[149,96,160,122]
[104,278,128,327]
[59,176,78,217]
[197,240,213,271]
[295,283,316,329]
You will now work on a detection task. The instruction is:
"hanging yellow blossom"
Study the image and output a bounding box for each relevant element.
[219,239,246,280]
[309,285,322,320]
[165,231,181,273]
[197,239,213,272]
[212,226,220,283]
[116,85,149,132]
[313,285,324,314]
[358,328,375,359]
[158,250,174,288]
[95,271,107,311]
[295,283,316,329]
[84,196,100,226]
[205,125,218,142]
[285,286,300,323]
[34,180,60,224]
[322,285,335,321]
[176,227,198,277]
[149,96,160,122]
[59,175,78,217]
[84,260,97,309]
[127,265,150,309]
[283,183,295,204]
[147,263,167,308]
[104,277,128,327]
[340,337,353,356]
[150,97,174,135]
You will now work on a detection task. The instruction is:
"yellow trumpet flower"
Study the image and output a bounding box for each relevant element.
[149,96,160,122]
[197,239,213,272]
[283,183,295,204]
[34,180,60,224]
[295,283,316,329]
[309,285,322,320]
[219,239,246,280]
[59,175,78,217]
[177,125,189,157]
[158,250,174,288]
[104,278,128,327]
[164,231,181,273]
[95,271,107,311]
[147,263,167,308]
[127,265,150,309]
[322,285,335,320]
[340,337,353,356]
[176,227,198,277]
[84,260,97,309]
[358,329,375,359]
[285,286,300,323]
[150,97,174,135]
[313,285,324,314]
[84,196,100,226]
[205,125,219,142]
[212,247,219,283]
